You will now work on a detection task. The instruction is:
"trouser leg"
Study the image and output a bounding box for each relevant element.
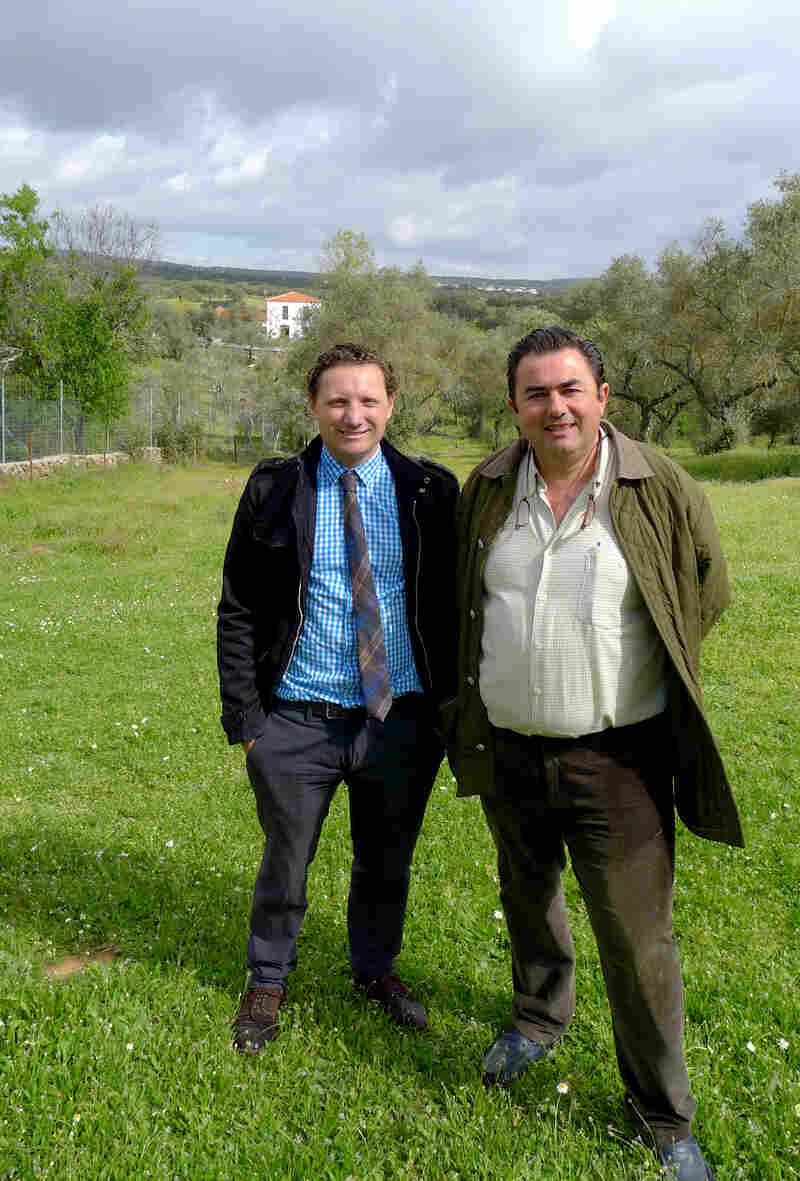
[561,723,695,1146]
[346,699,441,981]
[481,793,576,1045]
[244,707,343,988]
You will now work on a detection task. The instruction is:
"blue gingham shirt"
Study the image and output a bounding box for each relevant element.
[275,444,423,705]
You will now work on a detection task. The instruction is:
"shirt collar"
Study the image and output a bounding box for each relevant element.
[319,443,385,488]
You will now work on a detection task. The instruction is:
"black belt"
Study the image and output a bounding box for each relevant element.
[277,693,424,721]
[279,699,366,720]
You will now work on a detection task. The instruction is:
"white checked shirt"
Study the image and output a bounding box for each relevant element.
[275,444,423,705]
[479,433,667,738]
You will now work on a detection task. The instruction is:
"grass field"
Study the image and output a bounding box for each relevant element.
[1,454,798,1180]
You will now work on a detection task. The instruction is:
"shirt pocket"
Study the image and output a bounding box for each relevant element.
[576,544,641,634]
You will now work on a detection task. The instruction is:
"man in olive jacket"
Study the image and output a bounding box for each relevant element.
[444,326,742,1181]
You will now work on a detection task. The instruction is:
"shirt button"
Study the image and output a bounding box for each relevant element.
[469,609,476,619]
[477,538,485,549]
[476,743,485,752]
[467,675,475,686]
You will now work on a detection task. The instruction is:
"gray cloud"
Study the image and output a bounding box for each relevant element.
[1,0,799,278]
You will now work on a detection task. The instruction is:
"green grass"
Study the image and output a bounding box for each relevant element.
[0,460,798,1180]
[664,442,800,484]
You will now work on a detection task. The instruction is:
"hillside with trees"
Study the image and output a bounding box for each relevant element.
[2,173,799,463]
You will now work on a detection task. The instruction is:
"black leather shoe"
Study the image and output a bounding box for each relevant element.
[658,1135,715,1180]
[481,1026,551,1086]
[232,986,284,1054]
[357,973,428,1030]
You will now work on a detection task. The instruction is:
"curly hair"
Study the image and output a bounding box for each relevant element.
[507,326,605,407]
[306,343,397,401]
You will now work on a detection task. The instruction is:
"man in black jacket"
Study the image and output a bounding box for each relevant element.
[218,342,458,1053]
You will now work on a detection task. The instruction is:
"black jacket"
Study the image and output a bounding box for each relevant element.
[217,436,459,745]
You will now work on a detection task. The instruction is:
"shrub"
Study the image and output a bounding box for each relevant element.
[693,422,739,455]
[154,419,204,462]
[117,422,150,460]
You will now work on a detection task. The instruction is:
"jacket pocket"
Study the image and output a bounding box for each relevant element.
[253,521,293,548]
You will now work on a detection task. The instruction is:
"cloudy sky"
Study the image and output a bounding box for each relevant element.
[1,0,798,279]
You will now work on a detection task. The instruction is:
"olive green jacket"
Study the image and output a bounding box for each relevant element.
[443,423,744,848]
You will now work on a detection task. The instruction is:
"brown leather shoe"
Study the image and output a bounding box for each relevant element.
[232,986,284,1055]
[357,973,428,1031]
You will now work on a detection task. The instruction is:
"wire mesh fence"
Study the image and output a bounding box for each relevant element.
[0,371,292,467]
[0,376,127,464]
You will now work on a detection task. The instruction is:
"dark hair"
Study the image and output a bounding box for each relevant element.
[507,326,605,406]
[306,342,397,401]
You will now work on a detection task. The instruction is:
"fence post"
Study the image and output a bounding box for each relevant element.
[148,388,153,448]
[59,380,64,455]
[1,369,5,465]
[28,432,33,480]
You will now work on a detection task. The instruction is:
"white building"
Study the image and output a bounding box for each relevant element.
[264,290,321,340]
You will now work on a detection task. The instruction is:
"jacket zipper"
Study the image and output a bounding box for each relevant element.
[281,579,305,680]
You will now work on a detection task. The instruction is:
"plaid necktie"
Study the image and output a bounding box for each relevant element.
[340,470,393,721]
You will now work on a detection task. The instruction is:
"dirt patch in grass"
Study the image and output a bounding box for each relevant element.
[44,944,120,978]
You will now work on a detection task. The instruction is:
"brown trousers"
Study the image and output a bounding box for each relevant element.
[481,713,695,1147]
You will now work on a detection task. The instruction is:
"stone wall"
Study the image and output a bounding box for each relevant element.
[0,448,162,480]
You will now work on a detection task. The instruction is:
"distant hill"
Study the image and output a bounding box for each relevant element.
[141,258,589,292]
[140,259,320,287]
[430,276,589,292]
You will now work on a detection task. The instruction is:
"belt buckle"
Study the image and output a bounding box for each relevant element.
[323,701,344,720]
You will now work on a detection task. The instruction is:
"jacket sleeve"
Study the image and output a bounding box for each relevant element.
[688,484,730,640]
[216,474,270,745]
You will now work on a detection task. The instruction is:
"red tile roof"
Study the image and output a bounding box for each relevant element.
[265,290,320,303]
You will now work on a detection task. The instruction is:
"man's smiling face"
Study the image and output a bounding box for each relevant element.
[510,347,609,476]
[308,362,394,468]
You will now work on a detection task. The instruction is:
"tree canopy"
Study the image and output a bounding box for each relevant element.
[0,185,153,435]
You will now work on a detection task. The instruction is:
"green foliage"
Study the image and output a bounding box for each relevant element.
[0,184,54,370]
[154,418,204,462]
[666,442,800,482]
[749,389,800,447]
[116,421,151,460]
[319,228,376,277]
[0,183,51,286]
[693,422,739,455]
[1,185,153,437]
[151,300,197,361]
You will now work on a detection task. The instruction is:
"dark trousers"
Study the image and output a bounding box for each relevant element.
[481,715,695,1147]
[244,696,442,989]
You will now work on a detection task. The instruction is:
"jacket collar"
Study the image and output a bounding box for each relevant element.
[603,421,655,480]
[479,422,655,482]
